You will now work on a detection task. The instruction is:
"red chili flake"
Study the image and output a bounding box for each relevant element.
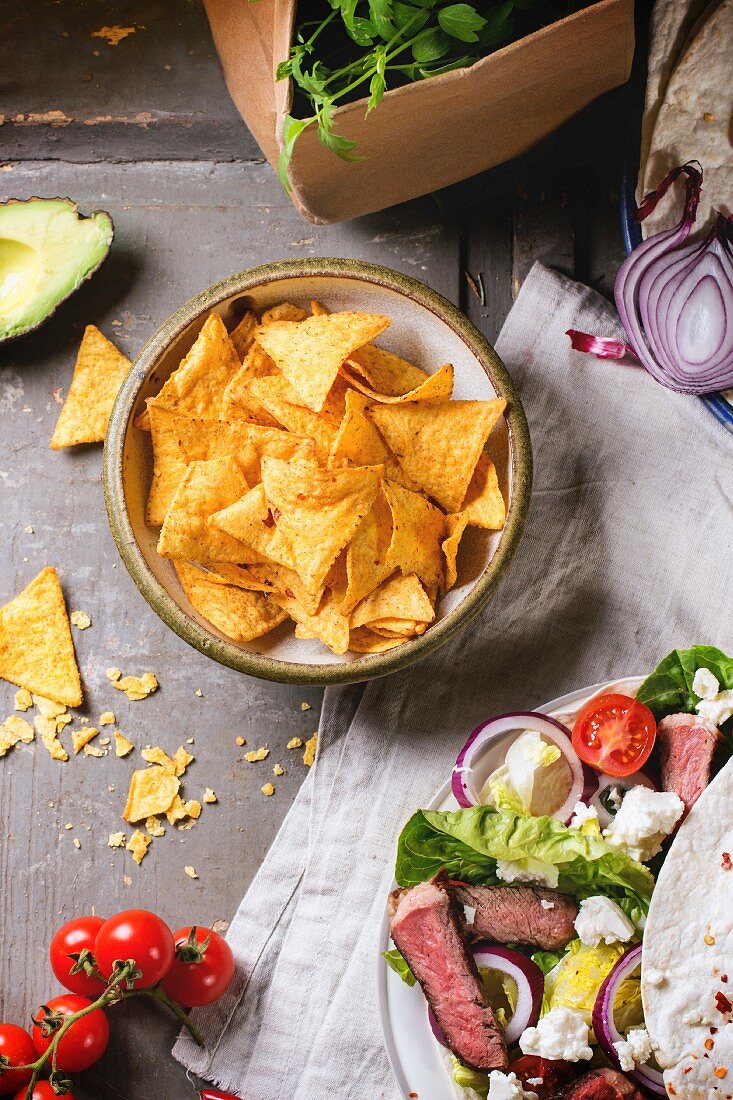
[408,1094,418,1099]
[715,991,733,1014]
[723,977,729,984]
[273,508,282,522]
[296,493,306,500]
[711,1027,719,1034]
[284,588,295,598]
[262,509,276,528]
[722,852,732,870]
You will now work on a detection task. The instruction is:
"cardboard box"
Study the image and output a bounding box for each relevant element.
[204,0,634,224]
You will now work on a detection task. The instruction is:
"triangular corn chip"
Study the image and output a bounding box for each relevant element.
[348,627,405,653]
[157,457,256,563]
[310,300,329,316]
[259,302,308,324]
[369,617,428,637]
[273,589,350,656]
[203,564,274,593]
[383,479,446,589]
[458,453,506,529]
[343,361,454,405]
[345,344,429,395]
[342,490,394,614]
[0,568,82,707]
[261,457,382,594]
[51,326,131,449]
[221,343,280,426]
[178,416,311,487]
[330,389,389,468]
[146,407,188,526]
[211,483,296,569]
[256,311,390,412]
[123,767,180,823]
[174,562,287,643]
[442,512,470,591]
[147,313,242,420]
[368,398,506,513]
[247,562,323,617]
[350,572,435,630]
[229,311,257,359]
[246,375,348,461]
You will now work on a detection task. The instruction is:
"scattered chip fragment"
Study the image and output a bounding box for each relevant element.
[0,715,35,756]
[287,737,303,750]
[114,731,134,757]
[123,767,180,823]
[72,726,99,754]
[99,711,116,726]
[261,783,275,797]
[70,611,92,630]
[14,688,32,712]
[184,865,199,879]
[273,763,284,776]
[127,830,152,865]
[203,788,217,803]
[145,816,166,837]
[245,746,269,762]
[303,734,317,767]
[35,715,68,761]
[108,831,126,848]
[112,672,158,701]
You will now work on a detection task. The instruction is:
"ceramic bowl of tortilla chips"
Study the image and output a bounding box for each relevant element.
[103,258,531,685]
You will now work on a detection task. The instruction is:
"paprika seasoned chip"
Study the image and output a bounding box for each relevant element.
[147,313,242,421]
[158,457,255,564]
[344,360,454,405]
[123,766,180,823]
[210,483,297,570]
[329,389,388,468]
[382,480,446,589]
[51,326,131,449]
[345,344,429,395]
[0,567,82,707]
[175,561,288,643]
[350,572,434,630]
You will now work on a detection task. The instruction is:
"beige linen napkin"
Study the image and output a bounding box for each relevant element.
[174,262,733,1098]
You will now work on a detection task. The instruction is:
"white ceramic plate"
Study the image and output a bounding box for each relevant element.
[377,675,644,1099]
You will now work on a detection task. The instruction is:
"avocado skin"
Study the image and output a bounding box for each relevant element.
[0,196,114,344]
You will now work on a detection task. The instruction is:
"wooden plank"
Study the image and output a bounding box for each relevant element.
[0,157,461,1098]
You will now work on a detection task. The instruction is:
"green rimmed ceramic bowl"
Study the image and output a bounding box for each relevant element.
[103,258,532,686]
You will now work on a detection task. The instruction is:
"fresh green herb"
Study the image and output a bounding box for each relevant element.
[382,947,416,985]
[276,0,591,185]
[637,646,733,718]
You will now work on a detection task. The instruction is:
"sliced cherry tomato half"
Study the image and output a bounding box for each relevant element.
[0,1024,36,1095]
[572,693,656,778]
[510,1054,576,1098]
[49,915,106,998]
[31,994,109,1073]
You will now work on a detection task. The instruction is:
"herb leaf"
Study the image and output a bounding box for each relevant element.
[411,26,451,62]
[438,3,487,42]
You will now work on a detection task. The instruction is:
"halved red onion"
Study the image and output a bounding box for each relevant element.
[452,712,585,824]
[590,771,658,829]
[428,946,543,1048]
[592,944,666,1096]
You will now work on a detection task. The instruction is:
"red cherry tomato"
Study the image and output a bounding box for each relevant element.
[0,1024,36,1095]
[31,994,109,1073]
[94,909,174,989]
[14,1084,76,1100]
[572,693,657,778]
[161,926,235,1006]
[50,915,106,998]
[510,1054,576,1098]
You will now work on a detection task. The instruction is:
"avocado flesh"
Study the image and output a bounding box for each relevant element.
[0,197,114,343]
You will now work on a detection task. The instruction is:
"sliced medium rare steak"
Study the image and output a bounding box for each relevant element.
[549,1068,645,1100]
[388,880,507,1072]
[450,883,578,949]
[656,712,719,815]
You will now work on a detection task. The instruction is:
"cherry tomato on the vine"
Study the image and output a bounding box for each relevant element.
[0,1024,36,1095]
[161,927,235,1007]
[572,693,657,777]
[14,1084,76,1100]
[50,915,106,998]
[94,909,174,989]
[31,994,109,1073]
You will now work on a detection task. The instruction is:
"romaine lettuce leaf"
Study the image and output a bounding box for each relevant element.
[382,948,416,986]
[395,806,654,920]
[545,939,641,1028]
[637,646,733,719]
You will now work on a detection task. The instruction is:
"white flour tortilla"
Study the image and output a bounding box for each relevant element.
[642,757,733,1098]
[640,0,733,237]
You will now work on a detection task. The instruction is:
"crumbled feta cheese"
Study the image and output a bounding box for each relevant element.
[613,1028,653,1073]
[693,667,720,700]
[574,895,635,947]
[603,785,684,862]
[569,802,599,829]
[519,1007,593,1062]
[487,1070,538,1100]
[697,690,733,728]
[463,904,477,925]
[496,858,559,889]
[540,899,555,910]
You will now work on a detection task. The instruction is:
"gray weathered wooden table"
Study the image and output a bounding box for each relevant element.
[0,2,630,1095]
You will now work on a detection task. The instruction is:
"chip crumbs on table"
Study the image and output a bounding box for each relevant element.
[261,783,275,797]
[184,865,198,879]
[245,746,269,762]
[127,830,151,865]
[287,737,303,750]
[303,734,317,767]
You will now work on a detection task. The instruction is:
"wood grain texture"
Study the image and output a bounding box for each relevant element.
[0,0,635,1095]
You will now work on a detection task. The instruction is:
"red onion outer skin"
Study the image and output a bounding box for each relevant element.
[592,944,666,1096]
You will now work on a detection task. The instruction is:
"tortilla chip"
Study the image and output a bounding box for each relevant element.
[329,389,389,468]
[368,399,506,513]
[229,311,257,359]
[158,457,255,563]
[147,313,241,421]
[123,767,180,823]
[112,672,158,701]
[146,407,188,526]
[369,618,427,637]
[173,746,194,775]
[175,561,288,642]
[342,490,394,614]
[261,457,382,594]
[204,563,274,593]
[259,302,308,324]
[0,714,34,756]
[442,512,470,591]
[210,483,296,569]
[459,453,506,529]
[221,343,280,426]
[72,726,100,754]
[346,344,430,395]
[0,567,82,707]
[115,731,134,757]
[50,326,131,449]
[141,746,176,771]
[348,627,406,653]
[256,312,390,412]
[310,300,329,316]
[247,561,323,617]
[274,589,350,656]
[351,572,434,630]
[245,375,347,461]
[382,480,446,589]
[344,361,454,405]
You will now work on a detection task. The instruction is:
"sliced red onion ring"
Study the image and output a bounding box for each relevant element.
[590,771,657,829]
[427,945,543,1048]
[592,944,666,1096]
[452,712,585,824]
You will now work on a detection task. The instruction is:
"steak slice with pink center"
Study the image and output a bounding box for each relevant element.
[450,883,578,949]
[550,1068,645,1099]
[656,712,720,815]
[388,879,507,1072]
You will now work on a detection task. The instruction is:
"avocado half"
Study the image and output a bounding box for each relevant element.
[0,197,114,343]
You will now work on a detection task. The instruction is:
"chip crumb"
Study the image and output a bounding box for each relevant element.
[99,711,116,726]
[24,525,34,534]
[33,695,67,719]
[145,815,166,837]
[127,829,152,865]
[287,737,303,750]
[124,766,180,823]
[14,688,33,712]
[212,919,229,934]
[114,731,134,757]
[705,934,716,946]
[108,785,115,792]
[300,701,311,711]
[0,715,35,756]
[112,671,158,701]
[194,689,203,697]
[108,831,126,848]
[84,745,106,757]
[235,736,246,747]
[106,667,122,682]
[72,726,99,754]
[186,737,195,744]
[70,610,92,630]
[273,763,284,776]
[245,746,269,762]
[35,715,68,761]
[303,734,317,767]
[203,788,217,803]
[56,713,72,732]
[64,822,74,830]
[261,783,275,797]
[99,736,111,746]
[73,838,81,849]
[184,865,199,879]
